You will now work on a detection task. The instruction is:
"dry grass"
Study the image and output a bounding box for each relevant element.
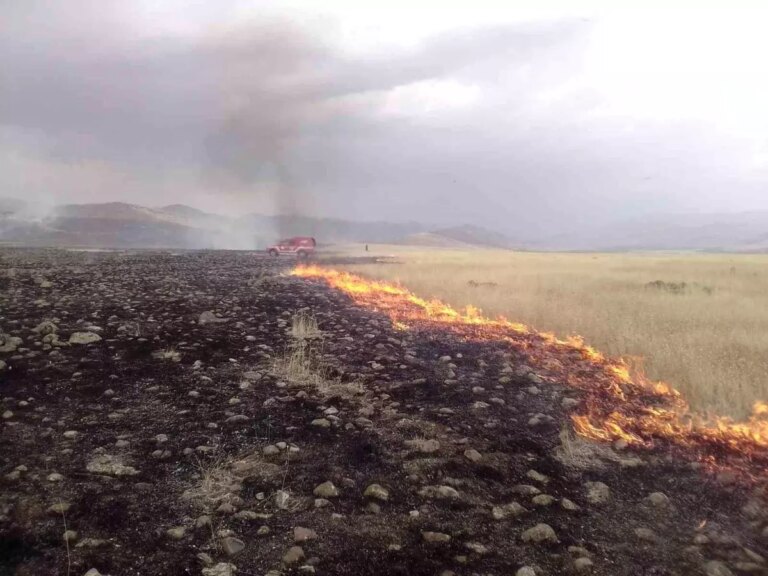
[273,343,328,389]
[152,347,181,362]
[182,457,243,512]
[290,309,321,340]
[274,310,368,399]
[331,245,768,419]
[274,311,329,390]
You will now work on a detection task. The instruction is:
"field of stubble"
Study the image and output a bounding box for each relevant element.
[332,246,768,420]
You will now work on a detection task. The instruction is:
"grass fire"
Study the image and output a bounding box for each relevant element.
[5,3,768,575]
[293,264,768,480]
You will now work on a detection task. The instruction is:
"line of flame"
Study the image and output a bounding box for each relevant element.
[291,265,768,471]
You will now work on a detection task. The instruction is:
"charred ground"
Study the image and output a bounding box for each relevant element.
[0,250,766,576]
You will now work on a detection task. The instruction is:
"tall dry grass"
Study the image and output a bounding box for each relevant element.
[331,246,768,419]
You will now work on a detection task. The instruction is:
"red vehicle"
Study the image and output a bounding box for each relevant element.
[267,236,316,258]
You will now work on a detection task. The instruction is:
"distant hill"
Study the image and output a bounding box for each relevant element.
[13,203,206,248]
[8,197,764,252]
[537,211,768,252]
[240,213,424,245]
[400,232,475,248]
[401,225,518,249]
[429,224,518,248]
[0,197,26,217]
[0,199,512,250]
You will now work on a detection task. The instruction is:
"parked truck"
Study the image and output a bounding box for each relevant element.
[267,236,316,259]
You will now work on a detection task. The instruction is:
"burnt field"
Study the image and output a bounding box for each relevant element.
[0,249,766,576]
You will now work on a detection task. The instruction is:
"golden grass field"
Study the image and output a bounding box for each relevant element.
[327,245,768,420]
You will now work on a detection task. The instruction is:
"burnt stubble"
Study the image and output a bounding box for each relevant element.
[0,249,765,576]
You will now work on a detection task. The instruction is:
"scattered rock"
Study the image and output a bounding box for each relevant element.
[313,481,339,498]
[366,501,381,514]
[275,490,291,509]
[364,484,389,501]
[47,502,71,515]
[705,560,734,576]
[561,498,581,512]
[516,567,537,576]
[521,523,558,544]
[526,470,549,484]
[418,485,460,500]
[225,415,249,424]
[464,542,488,554]
[573,557,594,572]
[405,438,440,453]
[69,332,102,345]
[199,311,228,325]
[569,546,592,557]
[197,552,213,566]
[221,536,245,556]
[613,439,629,451]
[743,548,765,565]
[492,502,527,520]
[561,397,580,409]
[283,546,305,565]
[166,526,186,540]
[464,449,482,462]
[76,538,107,549]
[647,492,670,507]
[294,527,318,542]
[634,528,658,542]
[532,494,556,507]
[63,530,78,543]
[422,531,451,543]
[311,418,331,428]
[512,484,541,496]
[733,562,762,573]
[86,454,138,477]
[585,481,610,504]
[0,334,22,353]
[202,563,237,576]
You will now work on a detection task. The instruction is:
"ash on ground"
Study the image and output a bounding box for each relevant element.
[0,249,765,576]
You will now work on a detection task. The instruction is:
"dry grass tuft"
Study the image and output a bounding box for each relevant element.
[182,457,243,512]
[290,309,321,340]
[273,342,328,389]
[274,309,338,393]
[554,427,620,471]
[152,348,181,362]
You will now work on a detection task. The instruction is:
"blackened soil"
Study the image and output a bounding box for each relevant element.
[0,249,766,576]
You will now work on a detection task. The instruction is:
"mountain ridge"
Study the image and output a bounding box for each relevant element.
[3,197,768,251]
[0,199,514,250]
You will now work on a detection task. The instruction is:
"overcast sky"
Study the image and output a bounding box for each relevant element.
[2,1,768,234]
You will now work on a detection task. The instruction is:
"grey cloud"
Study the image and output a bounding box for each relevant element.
[2,2,767,236]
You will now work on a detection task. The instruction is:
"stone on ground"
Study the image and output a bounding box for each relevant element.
[521,523,558,544]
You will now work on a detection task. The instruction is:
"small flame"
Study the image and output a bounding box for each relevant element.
[292,265,768,478]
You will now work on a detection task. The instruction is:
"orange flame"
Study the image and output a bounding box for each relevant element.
[292,265,768,477]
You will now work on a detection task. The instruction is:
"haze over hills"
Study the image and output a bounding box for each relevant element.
[536,211,768,252]
[0,199,515,250]
[1,198,768,252]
